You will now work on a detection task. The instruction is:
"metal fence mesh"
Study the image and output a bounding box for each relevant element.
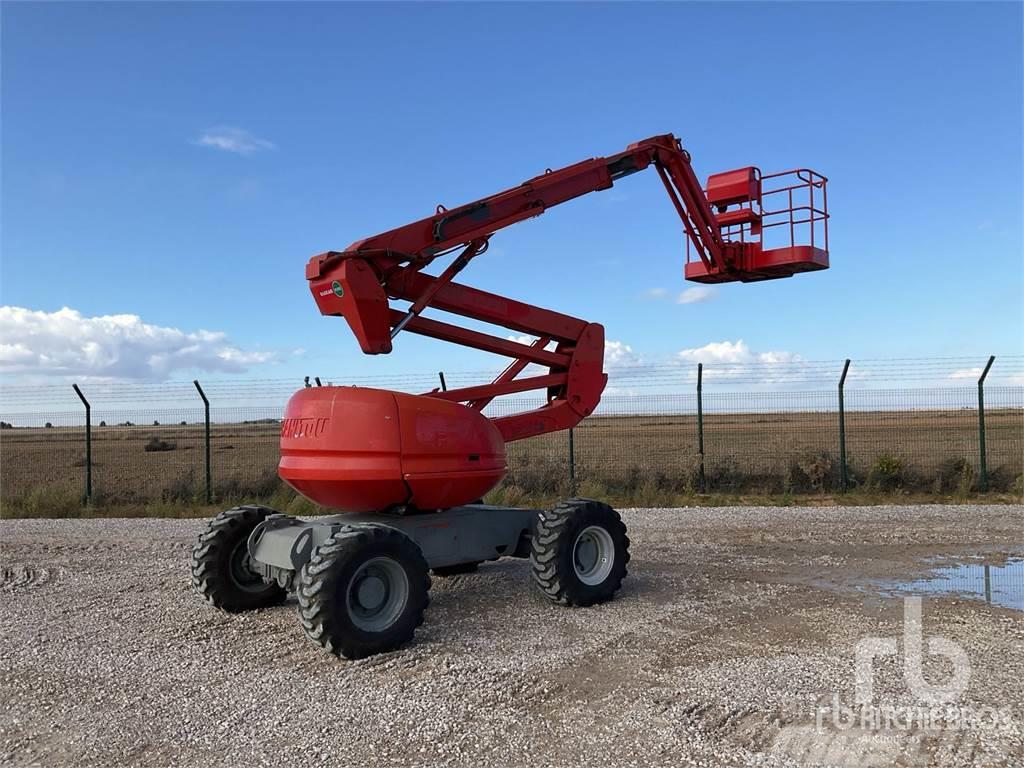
[2,376,1022,511]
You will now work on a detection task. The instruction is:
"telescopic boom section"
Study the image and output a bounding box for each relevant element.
[305,133,829,443]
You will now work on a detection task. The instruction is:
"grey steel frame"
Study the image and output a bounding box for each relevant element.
[247,504,538,588]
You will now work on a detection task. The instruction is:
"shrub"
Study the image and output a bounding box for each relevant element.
[986,464,1019,494]
[153,420,160,426]
[502,454,570,496]
[213,470,282,503]
[694,459,786,494]
[285,494,327,517]
[44,422,53,429]
[3,485,82,518]
[1011,472,1024,499]
[267,483,299,510]
[687,453,710,493]
[867,452,906,491]
[704,458,744,492]
[144,436,176,452]
[162,468,197,503]
[932,458,975,495]
[787,450,838,492]
[485,483,528,508]
[99,420,107,427]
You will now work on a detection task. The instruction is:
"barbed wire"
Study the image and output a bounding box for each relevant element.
[1,355,1021,411]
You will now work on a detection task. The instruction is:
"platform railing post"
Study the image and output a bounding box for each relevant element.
[838,359,851,492]
[194,380,212,504]
[438,371,447,392]
[696,363,705,493]
[72,384,91,505]
[977,355,995,492]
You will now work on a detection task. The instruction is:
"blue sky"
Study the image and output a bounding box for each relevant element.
[2,1,1022,386]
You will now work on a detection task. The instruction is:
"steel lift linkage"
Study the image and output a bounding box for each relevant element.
[191,133,830,659]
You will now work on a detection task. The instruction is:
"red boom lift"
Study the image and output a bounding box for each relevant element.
[191,133,829,659]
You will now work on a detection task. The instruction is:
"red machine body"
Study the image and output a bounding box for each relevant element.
[280,387,506,512]
[279,134,830,512]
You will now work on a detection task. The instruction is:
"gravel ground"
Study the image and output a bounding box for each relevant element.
[2,505,1022,768]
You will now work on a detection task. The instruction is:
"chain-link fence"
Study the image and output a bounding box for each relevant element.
[2,358,1023,513]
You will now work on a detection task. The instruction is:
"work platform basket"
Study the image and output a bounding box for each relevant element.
[685,167,829,283]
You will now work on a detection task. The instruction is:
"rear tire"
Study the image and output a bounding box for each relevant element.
[297,524,430,659]
[191,505,287,612]
[531,498,629,606]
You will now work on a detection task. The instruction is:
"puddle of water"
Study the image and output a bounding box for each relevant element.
[887,558,1024,611]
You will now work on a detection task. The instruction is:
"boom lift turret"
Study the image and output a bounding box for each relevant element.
[191,134,829,659]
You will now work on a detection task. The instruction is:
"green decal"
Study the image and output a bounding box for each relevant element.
[332,280,344,298]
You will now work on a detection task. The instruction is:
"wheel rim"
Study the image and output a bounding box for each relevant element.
[346,556,409,632]
[228,539,268,593]
[572,525,615,586]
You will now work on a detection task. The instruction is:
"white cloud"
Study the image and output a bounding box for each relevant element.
[951,367,1024,385]
[677,339,757,364]
[676,340,801,382]
[194,126,275,155]
[0,306,273,380]
[507,334,546,348]
[507,335,641,369]
[948,367,982,380]
[644,286,717,304]
[603,385,640,397]
[604,340,641,367]
[676,286,716,305]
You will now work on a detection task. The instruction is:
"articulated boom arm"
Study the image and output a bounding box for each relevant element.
[306,133,829,443]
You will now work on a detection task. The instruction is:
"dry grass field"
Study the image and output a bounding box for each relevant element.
[2,407,1021,516]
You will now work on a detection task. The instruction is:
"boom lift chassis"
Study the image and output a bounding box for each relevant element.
[191,134,829,659]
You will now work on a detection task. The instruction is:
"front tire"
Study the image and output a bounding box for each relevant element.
[297,524,430,659]
[191,505,287,612]
[531,498,629,606]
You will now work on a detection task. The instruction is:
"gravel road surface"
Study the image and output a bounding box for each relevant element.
[2,505,1022,767]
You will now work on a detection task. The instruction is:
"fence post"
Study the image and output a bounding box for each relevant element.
[567,427,576,490]
[696,363,705,493]
[438,371,447,392]
[977,355,995,492]
[72,384,92,504]
[838,359,851,492]
[193,380,212,504]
